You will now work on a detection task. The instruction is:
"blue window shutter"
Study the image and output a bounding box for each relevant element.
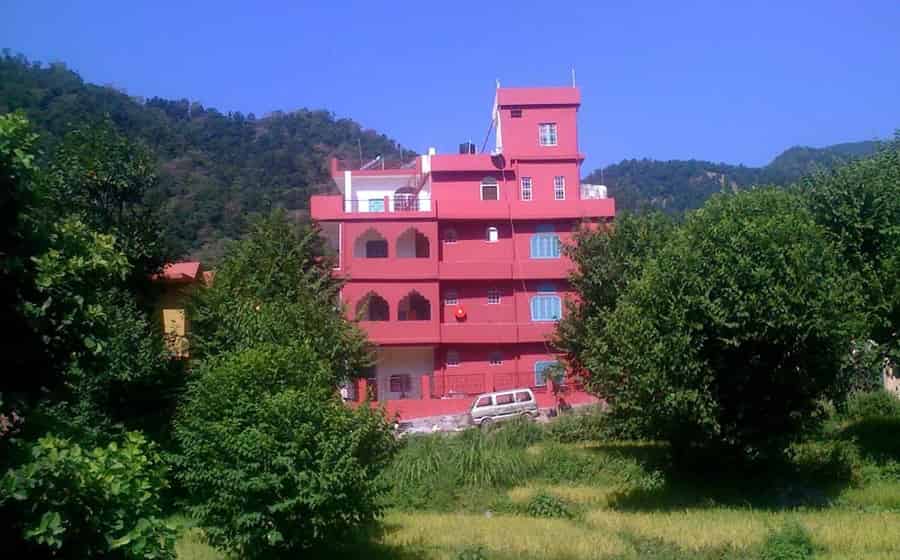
[368,199,384,212]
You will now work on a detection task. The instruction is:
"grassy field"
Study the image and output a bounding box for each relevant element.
[175,396,900,559]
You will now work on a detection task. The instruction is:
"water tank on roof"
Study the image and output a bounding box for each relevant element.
[459,142,476,155]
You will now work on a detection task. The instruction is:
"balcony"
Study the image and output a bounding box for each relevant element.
[311,194,435,221]
[360,320,441,344]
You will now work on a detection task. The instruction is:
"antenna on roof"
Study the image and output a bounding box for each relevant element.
[571,67,576,87]
[495,78,500,89]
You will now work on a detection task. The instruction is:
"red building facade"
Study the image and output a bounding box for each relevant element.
[311,86,614,413]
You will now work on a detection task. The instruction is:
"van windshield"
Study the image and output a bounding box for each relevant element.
[474,396,492,408]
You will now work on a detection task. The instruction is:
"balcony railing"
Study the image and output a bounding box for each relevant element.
[345,195,432,213]
[580,183,608,200]
[334,157,418,172]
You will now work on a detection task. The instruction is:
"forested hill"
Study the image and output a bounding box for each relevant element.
[0,51,407,260]
[584,140,882,213]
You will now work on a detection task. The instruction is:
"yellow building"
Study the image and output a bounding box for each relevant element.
[153,261,210,358]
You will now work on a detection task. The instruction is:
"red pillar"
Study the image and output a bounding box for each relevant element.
[420,375,431,400]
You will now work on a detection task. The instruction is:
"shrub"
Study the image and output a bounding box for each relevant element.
[525,492,573,519]
[0,432,175,559]
[788,439,862,484]
[486,416,545,448]
[844,390,900,421]
[544,406,607,443]
[173,342,395,557]
[760,520,816,560]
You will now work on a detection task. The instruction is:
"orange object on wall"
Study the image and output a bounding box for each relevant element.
[454,306,467,321]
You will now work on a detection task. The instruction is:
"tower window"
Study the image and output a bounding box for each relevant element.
[480,177,499,200]
[520,177,533,201]
[554,176,566,200]
[539,123,558,146]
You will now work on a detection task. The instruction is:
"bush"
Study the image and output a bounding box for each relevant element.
[174,342,395,557]
[845,390,900,421]
[525,492,573,519]
[760,520,816,560]
[0,432,175,559]
[787,439,862,484]
[544,406,607,443]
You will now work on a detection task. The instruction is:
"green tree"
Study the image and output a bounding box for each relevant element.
[556,211,676,377]
[189,209,370,383]
[174,343,395,557]
[572,189,863,459]
[0,113,51,412]
[801,140,900,368]
[40,119,170,282]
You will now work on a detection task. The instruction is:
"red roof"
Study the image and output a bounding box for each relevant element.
[496,87,580,107]
[154,261,202,283]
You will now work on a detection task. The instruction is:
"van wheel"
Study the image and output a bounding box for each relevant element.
[480,417,493,429]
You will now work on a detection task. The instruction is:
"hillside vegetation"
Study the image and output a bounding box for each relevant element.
[583,141,882,213]
[0,51,406,260]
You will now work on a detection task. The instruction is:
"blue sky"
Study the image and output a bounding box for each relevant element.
[4,0,899,170]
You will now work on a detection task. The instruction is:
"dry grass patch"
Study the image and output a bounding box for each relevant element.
[798,511,900,557]
[383,510,628,559]
[587,508,773,552]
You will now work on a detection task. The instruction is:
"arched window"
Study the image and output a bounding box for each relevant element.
[353,228,388,258]
[397,228,430,258]
[531,283,561,322]
[443,228,458,244]
[480,177,499,201]
[355,292,389,322]
[398,290,431,321]
[530,224,560,259]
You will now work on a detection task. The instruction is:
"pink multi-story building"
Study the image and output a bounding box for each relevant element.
[311,85,614,418]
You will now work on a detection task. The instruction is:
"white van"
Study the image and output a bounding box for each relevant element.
[469,388,539,427]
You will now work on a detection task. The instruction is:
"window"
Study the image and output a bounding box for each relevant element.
[389,374,412,393]
[495,393,514,405]
[365,239,388,258]
[531,283,562,321]
[539,123,558,146]
[487,287,501,305]
[534,361,556,387]
[554,176,566,200]
[530,224,560,259]
[475,396,492,408]
[515,391,533,402]
[489,351,503,366]
[446,350,460,367]
[520,177,533,201]
[444,289,458,306]
[481,177,499,200]
[510,109,523,118]
[368,198,385,212]
[444,228,458,244]
[486,226,499,243]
